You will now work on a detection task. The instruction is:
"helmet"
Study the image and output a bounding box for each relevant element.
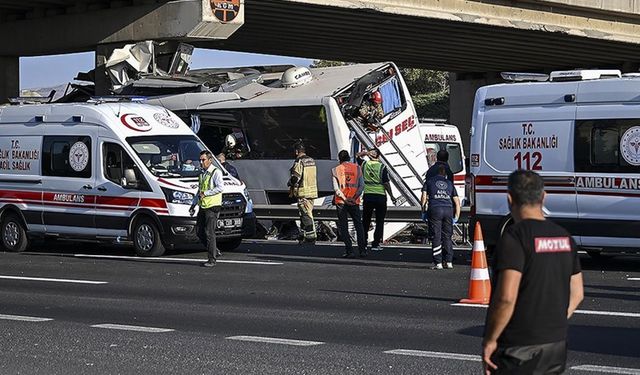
[371,91,382,104]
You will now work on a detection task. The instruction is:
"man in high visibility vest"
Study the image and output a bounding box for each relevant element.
[332,150,366,258]
[288,142,318,244]
[190,150,224,267]
[357,148,396,251]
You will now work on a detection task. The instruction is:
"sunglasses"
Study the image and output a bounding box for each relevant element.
[199,158,208,162]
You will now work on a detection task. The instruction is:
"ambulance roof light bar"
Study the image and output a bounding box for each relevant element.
[500,72,549,82]
[549,69,621,82]
[88,96,148,104]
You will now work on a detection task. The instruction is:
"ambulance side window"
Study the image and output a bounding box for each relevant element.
[575,119,639,173]
[42,136,92,178]
[102,142,151,191]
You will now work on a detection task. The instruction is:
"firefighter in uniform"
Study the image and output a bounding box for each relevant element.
[288,142,318,244]
[359,91,384,131]
[190,150,224,267]
[332,150,366,258]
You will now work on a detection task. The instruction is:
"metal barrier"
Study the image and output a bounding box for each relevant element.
[253,205,471,244]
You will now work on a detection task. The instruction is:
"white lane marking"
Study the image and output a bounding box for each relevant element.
[571,364,640,374]
[452,303,640,318]
[0,275,107,284]
[91,324,174,333]
[628,278,640,281]
[575,310,640,318]
[226,335,324,346]
[0,314,52,322]
[385,349,480,362]
[73,254,282,265]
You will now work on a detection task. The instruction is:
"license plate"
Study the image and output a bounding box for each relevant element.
[217,218,242,228]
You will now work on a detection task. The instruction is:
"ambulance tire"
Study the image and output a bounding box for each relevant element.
[1,212,30,252]
[218,238,242,252]
[132,218,165,257]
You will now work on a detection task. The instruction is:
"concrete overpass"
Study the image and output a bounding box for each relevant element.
[3,0,640,139]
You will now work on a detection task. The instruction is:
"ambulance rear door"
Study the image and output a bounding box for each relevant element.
[41,131,97,237]
[481,82,578,225]
[574,79,640,248]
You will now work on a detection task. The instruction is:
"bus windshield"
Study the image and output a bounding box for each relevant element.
[127,135,211,178]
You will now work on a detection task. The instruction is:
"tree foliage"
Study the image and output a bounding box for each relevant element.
[310,60,449,119]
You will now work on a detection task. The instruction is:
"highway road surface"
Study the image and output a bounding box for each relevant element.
[0,240,638,374]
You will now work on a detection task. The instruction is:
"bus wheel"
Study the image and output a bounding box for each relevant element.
[218,238,242,252]
[1,213,30,252]
[133,218,165,257]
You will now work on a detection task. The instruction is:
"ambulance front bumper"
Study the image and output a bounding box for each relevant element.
[160,212,256,245]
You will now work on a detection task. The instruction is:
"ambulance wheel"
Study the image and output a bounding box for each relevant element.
[132,218,165,257]
[1,213,30,252]
[218,238,242,252]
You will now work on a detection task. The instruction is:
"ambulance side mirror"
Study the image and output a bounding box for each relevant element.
[121,168,139,189]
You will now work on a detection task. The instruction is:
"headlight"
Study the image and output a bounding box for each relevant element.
[162,188,194,205]
[243,188,253,213]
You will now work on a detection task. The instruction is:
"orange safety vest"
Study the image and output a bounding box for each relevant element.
[333,162,361,205]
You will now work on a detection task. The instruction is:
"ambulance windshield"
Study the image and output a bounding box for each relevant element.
[127,135,209,178]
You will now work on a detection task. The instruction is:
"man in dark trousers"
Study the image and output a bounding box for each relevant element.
[190,150,224,267]
[332,150,366,258]
[482,170,584,374]
[357,148,395,252]
[421,164,460,269]
[425,149,454,183]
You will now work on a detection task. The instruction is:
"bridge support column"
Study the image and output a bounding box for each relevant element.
[0,56,19,104]
[449,72,501,155]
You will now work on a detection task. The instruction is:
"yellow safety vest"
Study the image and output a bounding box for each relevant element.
[199,168,222,209]
[363,161,385,195]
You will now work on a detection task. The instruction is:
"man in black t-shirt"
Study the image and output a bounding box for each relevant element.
[482,170,584,375]
[425,149,454,183]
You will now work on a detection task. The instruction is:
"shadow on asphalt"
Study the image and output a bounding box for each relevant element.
[569,324,640,358]
[320,289,458,303]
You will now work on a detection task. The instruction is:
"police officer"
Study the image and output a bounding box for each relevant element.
[357,148,395,252]
[288,142,318,244]
[332,150,366,258]
[190,150,224,267]
[421,165,460,269]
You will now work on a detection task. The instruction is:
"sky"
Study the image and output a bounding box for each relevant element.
[19,49,314,89]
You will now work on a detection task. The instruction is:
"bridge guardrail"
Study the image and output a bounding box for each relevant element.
[253,205,471,244]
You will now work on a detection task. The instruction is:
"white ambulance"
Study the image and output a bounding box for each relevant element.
[0,101,254,256]
[419,120,466,203]
[469,70,640,257]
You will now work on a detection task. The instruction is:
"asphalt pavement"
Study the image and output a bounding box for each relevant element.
[0,239,638,374]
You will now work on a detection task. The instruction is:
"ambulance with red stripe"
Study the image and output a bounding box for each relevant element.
[419,120,467,204]
[0,101,254,256]
[469,70,640,257]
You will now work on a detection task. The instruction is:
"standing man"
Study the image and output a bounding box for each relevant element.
[216,152,240,179]
[288,142,318,244]
[425,149,454,183]
[482,170,584,374]
[421,165,460,269]
[332,150,366,258]
[357,148,395,252]
[190,150,224,267]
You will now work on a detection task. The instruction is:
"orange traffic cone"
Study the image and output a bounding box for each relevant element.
[459,222,491,304]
